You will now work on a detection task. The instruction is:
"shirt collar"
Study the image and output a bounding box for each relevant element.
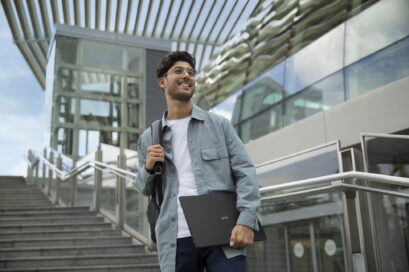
[160,104,205,130]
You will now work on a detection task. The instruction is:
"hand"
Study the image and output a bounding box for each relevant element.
[145,145,165,172]
[229,224,254,249]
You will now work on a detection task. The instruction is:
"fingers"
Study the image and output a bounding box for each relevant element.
[230,225,254,249]
[145,145,165,171]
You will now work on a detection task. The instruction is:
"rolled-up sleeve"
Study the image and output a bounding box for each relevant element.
[134,130,156,196]
[222,119,260,231]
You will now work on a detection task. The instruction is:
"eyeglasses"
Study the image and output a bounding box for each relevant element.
[165,66,196,77]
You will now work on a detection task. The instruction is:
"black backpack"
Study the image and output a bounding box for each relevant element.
[146,119,163,243]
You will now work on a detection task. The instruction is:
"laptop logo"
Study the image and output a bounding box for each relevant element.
[221,216,229,220]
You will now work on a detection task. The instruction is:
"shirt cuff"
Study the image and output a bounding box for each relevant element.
[236,209,259,232]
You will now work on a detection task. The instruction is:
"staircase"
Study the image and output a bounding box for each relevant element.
[0,176,160,271]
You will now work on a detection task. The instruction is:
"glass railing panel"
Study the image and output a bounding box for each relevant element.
[75,168,94,207]
[256,142,341,188]
[345,0,409,66]
[362,134,409,272]
[125,181,149,239]
[59,179,71,206]
[247,192,346,271]
[283,70,345,126]
[345,35,409,100]
[100,171,117,218]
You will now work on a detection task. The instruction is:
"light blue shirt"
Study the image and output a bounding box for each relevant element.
[134,105,260,272]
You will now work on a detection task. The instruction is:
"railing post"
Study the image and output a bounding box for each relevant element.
[54,155,62,205]
[92,148,103,212]
[27,150,33,184]
[47,151,54,196]
[70,161,77,207]
[116,153,126,229]
[41,148,47,191]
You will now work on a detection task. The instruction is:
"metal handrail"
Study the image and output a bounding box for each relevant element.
[260,171,409,202]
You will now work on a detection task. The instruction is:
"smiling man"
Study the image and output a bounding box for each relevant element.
[135,51,260,272]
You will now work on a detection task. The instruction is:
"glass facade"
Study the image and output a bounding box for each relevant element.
[45,36,145,158]
[210,0,409,143]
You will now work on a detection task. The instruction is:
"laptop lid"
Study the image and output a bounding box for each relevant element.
[179,192,266,248]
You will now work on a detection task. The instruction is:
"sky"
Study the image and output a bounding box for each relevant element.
[0,8,46,176]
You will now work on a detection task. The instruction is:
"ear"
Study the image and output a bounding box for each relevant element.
[158,77,166,89]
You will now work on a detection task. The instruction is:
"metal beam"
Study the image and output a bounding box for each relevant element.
[114,0,122,32]
[105,0,112,31]
[39,0,52,37]
[151,0,165,37]
[142,0,154,36]
[74,0,80,26]
[133,0,143,35]
[124,0,133,33]
[85,0,90,27]
[185,0,206,51]
[25,0,47,56]
[169,0,185,38]
[192,0,217,61]
[62,0,70,24]
[50,0,60,24]
[159,0,175,38]
[176,0,196,50]
[95,0,100,29]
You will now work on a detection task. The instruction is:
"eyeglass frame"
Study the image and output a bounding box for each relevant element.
[164,66,196,78]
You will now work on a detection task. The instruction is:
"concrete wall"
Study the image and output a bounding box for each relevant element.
[245,76,409,165]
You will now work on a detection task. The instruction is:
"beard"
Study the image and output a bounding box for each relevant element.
[170,88,195,102]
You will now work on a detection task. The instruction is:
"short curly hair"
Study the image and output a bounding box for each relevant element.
[156,51,196,79]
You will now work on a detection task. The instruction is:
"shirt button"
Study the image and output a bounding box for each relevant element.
[170,243,176,247]
[171,217,176,222]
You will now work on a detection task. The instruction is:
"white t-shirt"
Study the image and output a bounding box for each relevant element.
[166,116,198,238]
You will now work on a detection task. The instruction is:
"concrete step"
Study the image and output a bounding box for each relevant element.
[0,263,160,272]
[0,216,103,226]
[0,222,113,232]
[0,254,159,268]
[0,207,90,213]
[0,244,146,258]
[0,236,132,248]
[0,210,96,218]
[0,202,53,208]
[0,228,122,239]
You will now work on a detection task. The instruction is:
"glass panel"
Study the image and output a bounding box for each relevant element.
[345,0,409,66]
[240,103,282,144]
[56,67,77,92]
[100,131,120,147]
[79,99,120,122]
[75,168,94,207]
[284,70,345,126]
[127,133,139,152]
[345,36,409,100]
[101,171,117,218]
[78,130,100,157]
[127,77,140,99]
[284,23,345,95]
[56,96,75,123]
[79,71,121,96]
[288,222,314,272]
[127,103,140,128]
[241,63,285,120]
[256,143,340,187]
[82,40,123,71]
[210,89,244,124]
[125,184,149,238]
[363,135,409,272]
[59,179,71,206]
[127,48,142,73]
[56,37,78,65]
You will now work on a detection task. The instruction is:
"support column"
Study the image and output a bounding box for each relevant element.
[70,161,77,207]
[54,155,62,205]
[41,148,47,191]
[47,151,54,196]
[116,153,126,228]
[92,147,103,212]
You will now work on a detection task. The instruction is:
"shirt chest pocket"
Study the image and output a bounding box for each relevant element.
[200,147,228,160]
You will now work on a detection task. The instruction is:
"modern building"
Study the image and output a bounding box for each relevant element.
[2,0,409,271]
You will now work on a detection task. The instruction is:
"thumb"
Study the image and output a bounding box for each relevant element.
[230,227,237,247]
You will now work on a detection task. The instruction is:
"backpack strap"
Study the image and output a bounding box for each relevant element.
[150,119,163,206]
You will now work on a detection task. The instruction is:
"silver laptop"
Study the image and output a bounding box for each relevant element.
[179,192,266,248]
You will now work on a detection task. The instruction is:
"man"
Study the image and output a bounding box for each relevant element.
[135,51,260,272]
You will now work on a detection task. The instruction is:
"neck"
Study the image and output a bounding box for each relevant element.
[166,100,193,120]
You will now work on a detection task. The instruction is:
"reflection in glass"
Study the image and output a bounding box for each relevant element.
[240,104,282,144]
[284,71,345,125]
[75,177,94,207]
[211,89,243,123]
[80,71,121,96]
[56,96,75,123]
[78,130,100,156]
[125,186,149,239]
[82,40,123,70]
[101,172,117,218]
[127,77,140,99]
[57,37,78,65]
[364,136,409,272]
[345,0,409,65]
[80,99,119,118]
[284,23,344,95]
[241,63,284,120]
[57,68,76,92]
[127,104,140,128]
[127,48,142,73]
[346,36,409,100]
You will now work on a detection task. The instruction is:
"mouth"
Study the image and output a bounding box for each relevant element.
[178,81,192,88]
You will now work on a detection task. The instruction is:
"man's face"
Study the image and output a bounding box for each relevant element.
[159,61,196,102]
